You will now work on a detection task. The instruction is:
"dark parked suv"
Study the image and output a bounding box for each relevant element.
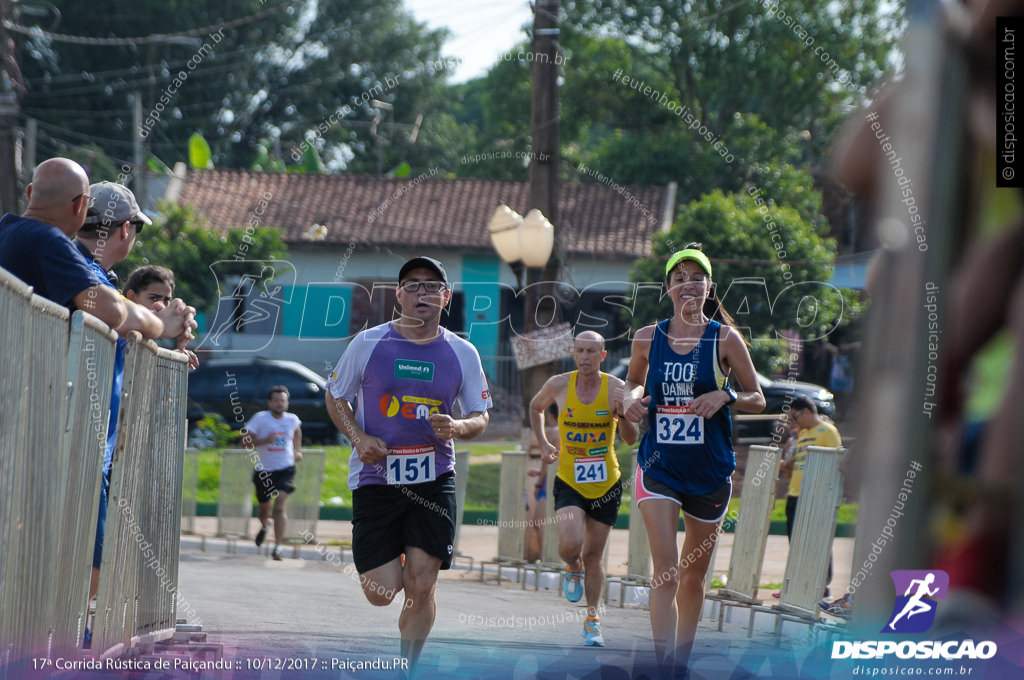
[186,357,338,445]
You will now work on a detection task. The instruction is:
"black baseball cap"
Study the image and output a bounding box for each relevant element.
[399,256,448,286]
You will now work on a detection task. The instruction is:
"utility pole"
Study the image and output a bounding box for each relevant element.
[521,0,561,431]
[132,92,146,201]
[24,116,35,176]
[0,0,20,213]
[528,0,559,233]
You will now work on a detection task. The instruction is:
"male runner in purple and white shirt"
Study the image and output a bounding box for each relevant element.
[326,256,491,671]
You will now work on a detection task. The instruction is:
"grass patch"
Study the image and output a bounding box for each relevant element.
[196,441,519,506]
[467,440,520,457]
[763,499,858,524]
[196,450,222,504]
[464,462,501,510]
[715,497,858,525]
[194,443,858,525]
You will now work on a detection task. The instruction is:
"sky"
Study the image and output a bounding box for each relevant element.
[402,0,535,83]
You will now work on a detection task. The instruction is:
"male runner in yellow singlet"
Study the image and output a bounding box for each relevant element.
[529,331,638,646]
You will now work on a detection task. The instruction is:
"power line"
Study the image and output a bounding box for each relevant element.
[24,58,266,98]
[19,47,254,86]
[31,118,136,148]
[2,2,296,46]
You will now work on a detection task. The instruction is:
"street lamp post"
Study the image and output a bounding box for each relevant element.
[488,205,556,437]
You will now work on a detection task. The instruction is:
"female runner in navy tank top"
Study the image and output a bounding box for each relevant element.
[622,244,765,672]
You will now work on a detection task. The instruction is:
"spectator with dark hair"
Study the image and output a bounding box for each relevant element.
[241,385,303,561]
[123,265,200,370]
[781,395,842,602]
[123,265,175,308]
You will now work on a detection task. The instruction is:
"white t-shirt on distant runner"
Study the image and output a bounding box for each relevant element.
[245,411,302,471]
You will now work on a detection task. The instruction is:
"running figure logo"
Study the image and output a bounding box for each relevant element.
[883,570,949,633]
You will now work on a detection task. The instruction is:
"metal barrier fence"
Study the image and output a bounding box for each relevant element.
[217,449,257,538]
[52,312,118,653]
[283,449,326,542]
[720,445,781,603]
[606,452,654,606]
[0,270,73,662]
[92,335,189,658]
[181,448,199,534]
[480,449,528,582]
[0,265,189,669]
[217,448,325,543]
[497,450,528,561]
[0,270,30,664]
[452,450,470,557]
[749,445,846,634]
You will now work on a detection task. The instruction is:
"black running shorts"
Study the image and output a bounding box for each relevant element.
[252,465,296,503]
[553,476,623,527]
[351,472,457,573]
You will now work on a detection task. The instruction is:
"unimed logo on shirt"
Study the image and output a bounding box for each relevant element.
[395,359,434,381]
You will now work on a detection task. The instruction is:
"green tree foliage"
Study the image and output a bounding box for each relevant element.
[562,0,899,145]
[630,189,859,366]
[553,0,900,192]
[449,3,898,196]
[17,1,452,174]
[114,202,287,314]
[447,51,535,180]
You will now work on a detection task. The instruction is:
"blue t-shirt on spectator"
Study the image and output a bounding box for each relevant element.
[77,254,127,473]
[0,213,103,306]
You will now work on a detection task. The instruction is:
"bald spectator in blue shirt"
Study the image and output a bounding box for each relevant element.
[0,157,195,340]
[0,157,197,600]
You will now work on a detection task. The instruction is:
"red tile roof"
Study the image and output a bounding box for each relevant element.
[175,169,670,259]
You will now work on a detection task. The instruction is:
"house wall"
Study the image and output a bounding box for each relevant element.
[195,248,650,377]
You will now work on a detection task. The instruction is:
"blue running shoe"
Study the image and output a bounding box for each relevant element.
[583,617,604,646]
[563,559,583,603]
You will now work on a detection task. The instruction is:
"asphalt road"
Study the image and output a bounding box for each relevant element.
[174,547,827,680]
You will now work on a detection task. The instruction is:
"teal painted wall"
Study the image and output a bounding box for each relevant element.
[461,256,502,378]
[285,284,355,339]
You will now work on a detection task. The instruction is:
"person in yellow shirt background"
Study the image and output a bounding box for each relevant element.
[781,395,842,602]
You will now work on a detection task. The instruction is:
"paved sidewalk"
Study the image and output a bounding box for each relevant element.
[185,516,856,594]
[175,519,854,679]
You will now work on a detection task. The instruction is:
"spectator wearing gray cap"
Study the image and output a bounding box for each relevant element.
[75,181,152,281]
[75,180,198,601]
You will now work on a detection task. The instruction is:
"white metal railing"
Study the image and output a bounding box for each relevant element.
[0,269,73,664]
[53,312,117,651]
[747,445,846,634]
[0,265,189,670]
[720,445,781,603]
[216,450,256,538]
[91,335,189,658]
[283,449,326,542]
[777,446,846,615]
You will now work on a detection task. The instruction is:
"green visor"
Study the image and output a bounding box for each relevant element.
[665,249,712,278]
